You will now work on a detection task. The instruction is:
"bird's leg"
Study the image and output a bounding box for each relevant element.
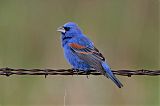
[72,68,79,76]
[85,71,90,79]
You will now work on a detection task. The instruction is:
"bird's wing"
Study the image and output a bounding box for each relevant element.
[68,42,106,75]
[69,43,105,61]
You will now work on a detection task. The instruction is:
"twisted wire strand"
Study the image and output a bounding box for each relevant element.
[0,67,160,77]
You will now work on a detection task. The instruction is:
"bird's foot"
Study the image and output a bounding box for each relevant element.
[72,68,79,76]
[85,71,90,79]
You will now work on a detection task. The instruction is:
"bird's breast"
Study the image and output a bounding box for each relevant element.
[63,46,79,64]
[63,45,91,70]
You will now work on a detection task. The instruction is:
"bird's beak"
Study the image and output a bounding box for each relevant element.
[57,26,66,33]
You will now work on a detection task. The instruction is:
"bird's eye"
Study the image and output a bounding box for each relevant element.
[64,27,70,31]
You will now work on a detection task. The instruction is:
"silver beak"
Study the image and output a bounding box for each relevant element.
[57,26,66,33]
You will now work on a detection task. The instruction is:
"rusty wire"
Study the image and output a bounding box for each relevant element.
[0,67,160,77]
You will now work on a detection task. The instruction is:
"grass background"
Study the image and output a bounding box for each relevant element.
[0,0,159,106]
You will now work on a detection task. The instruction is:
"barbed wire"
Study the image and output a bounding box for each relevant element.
[0,67,160,77]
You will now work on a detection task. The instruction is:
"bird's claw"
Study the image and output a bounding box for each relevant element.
[72,68,79,76]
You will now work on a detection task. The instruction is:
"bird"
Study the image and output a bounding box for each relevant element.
[57,22,123,88]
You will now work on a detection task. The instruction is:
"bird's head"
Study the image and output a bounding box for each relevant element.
[57,22,82,37]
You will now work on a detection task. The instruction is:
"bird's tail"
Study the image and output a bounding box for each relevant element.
[101,62,123,88]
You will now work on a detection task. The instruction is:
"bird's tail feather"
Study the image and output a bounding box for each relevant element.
[101,62,123,88]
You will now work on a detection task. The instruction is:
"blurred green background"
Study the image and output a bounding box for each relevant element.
[0,0,159,106]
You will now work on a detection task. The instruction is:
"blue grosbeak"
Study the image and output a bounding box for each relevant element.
[57,22,123,88]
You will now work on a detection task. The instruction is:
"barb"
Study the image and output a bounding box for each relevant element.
[0,67,160,77]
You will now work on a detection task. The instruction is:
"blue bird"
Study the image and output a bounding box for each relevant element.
[57,22,123,88]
